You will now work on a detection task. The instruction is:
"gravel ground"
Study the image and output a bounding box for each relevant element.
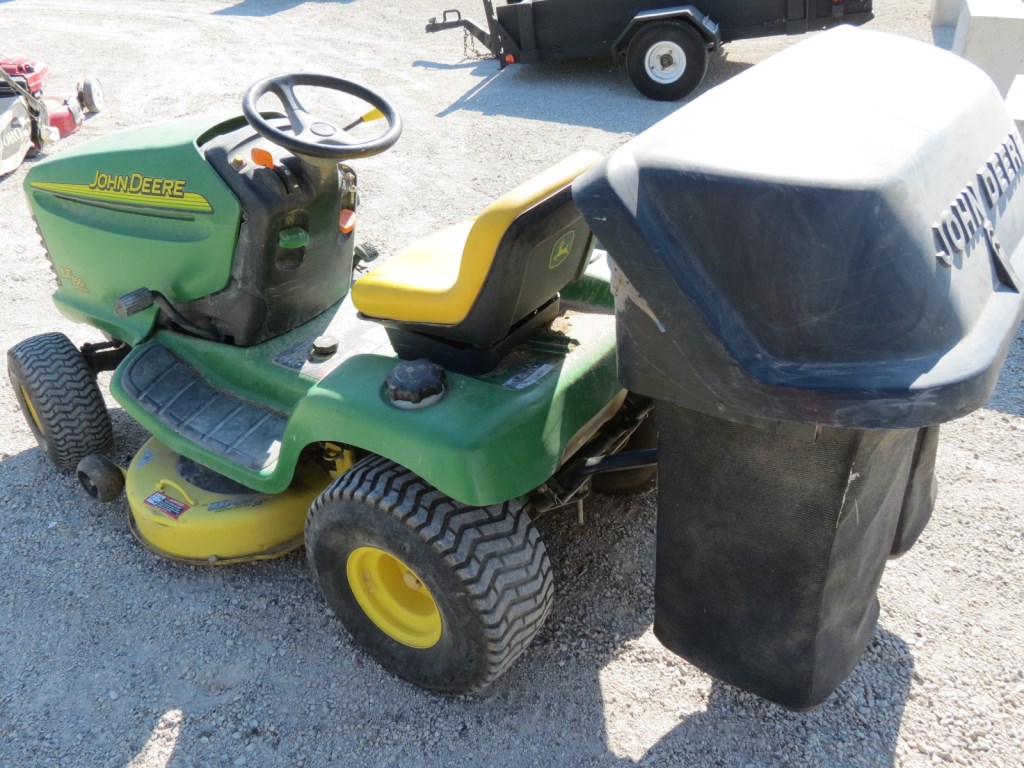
[1,1,1022,766]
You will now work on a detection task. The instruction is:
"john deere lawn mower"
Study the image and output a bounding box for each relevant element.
[9,28,1024,710]
[8,71,637,694]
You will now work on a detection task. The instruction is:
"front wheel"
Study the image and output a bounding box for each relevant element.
[7,332,113,471]
[626,21,708,101]
[305,455,554,692]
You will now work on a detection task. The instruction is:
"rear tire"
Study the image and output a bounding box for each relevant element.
[305,455,554,692]
[626,21,708,101]
[7,332,114,471]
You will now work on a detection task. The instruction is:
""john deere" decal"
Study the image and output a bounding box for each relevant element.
[31,170,213,214]
[932,132,1023,273]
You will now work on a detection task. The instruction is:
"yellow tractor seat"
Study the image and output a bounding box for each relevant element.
[352,150,601,373]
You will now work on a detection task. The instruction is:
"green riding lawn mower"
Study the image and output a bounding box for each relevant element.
[8,28,1024,710]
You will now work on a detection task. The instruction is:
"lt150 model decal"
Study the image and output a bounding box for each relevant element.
[30,170,213,214]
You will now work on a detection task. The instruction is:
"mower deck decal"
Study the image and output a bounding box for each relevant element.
[144,491,190,519]
[30,177,213,214]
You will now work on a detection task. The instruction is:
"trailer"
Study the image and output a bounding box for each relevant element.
[427,0,873,100]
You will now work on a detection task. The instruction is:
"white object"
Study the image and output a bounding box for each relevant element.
[931,0,964,29]
[1008,75,1024,135]
[952,0,1024,96]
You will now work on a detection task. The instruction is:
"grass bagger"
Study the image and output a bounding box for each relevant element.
[9,28,1023,710]
[0,55,102,176]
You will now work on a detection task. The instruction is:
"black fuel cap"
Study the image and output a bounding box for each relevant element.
[385,359,447,410]
[311,335,339,357]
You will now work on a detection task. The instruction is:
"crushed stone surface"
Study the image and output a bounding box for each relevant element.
[0,1,1021,766]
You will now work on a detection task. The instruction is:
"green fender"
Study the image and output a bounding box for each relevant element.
[111,271,620,506]
[289,344,621,505]
[112,327,620,506]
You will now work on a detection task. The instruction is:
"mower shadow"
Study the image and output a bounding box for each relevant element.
[931,26,956,51]
[212,0,353,16]
[0,427,912,767]
[542,490,912,766]
[637,640,914,767]
[459,489,916,766]
[424,54,754,132]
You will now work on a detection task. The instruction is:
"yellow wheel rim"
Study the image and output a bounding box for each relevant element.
[347,546,442,649]
[21,386,44,434]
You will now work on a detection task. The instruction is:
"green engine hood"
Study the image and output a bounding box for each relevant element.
[24,115,243,344]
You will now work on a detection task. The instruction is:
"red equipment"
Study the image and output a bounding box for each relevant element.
[0,55,103,176]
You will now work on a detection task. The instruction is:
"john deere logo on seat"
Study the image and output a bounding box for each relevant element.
[550,231,575,269]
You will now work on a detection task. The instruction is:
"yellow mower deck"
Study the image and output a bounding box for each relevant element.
[126,437,347,565]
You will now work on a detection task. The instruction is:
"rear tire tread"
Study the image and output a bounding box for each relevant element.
[307,455,553,688]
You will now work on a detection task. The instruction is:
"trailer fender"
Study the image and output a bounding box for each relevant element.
[612,6,721,57]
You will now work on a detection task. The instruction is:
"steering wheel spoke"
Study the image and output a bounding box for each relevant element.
[266,81,310,132]
[242,73,402,160]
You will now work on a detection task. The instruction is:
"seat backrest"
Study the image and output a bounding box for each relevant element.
[437,150,600,346]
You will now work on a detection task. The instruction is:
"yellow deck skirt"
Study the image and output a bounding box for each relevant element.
[126,437,335,565]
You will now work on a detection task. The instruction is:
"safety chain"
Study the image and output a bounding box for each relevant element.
[462,28,492,61]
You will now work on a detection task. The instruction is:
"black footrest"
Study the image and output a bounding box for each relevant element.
[120,344,285,472]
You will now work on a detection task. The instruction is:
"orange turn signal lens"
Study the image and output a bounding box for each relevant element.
[251,148,275,169]
[339,209,357,234]
[504,54,515,64]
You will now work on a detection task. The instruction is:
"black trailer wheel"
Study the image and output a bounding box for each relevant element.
[592,413,658,495]
[626,22,708,101]
[8,333,114,472]
[305,455,554,693]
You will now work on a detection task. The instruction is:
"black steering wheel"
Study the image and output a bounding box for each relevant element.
[242,73,402,160]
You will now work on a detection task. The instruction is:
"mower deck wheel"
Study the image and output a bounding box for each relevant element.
[77,453,125,503]
[80,77,103,113]
[7,332,114,472]
[305,455,554,693]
